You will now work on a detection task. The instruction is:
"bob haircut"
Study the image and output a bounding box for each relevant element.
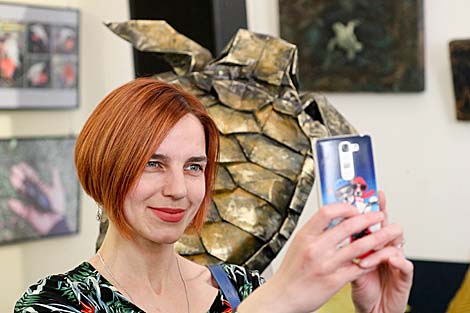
[75,78,219,238]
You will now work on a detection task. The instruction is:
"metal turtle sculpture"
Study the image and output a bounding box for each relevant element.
[97,20,357,272]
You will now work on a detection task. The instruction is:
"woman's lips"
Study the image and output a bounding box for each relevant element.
[150,207,186,223]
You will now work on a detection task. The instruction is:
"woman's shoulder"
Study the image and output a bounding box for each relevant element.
[14,262,108,312]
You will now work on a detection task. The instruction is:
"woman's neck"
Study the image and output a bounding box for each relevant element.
[92,223,180,295]
[90,222,219,313]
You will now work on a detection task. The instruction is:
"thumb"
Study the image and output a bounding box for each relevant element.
[389,256,414,282]
[8,198,32,220]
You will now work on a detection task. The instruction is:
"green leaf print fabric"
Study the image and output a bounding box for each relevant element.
[15,262,264,312]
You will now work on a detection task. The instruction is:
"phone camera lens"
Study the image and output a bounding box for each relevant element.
[341,144,349,152]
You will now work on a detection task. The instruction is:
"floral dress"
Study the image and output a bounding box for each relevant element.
[14,262,264,313]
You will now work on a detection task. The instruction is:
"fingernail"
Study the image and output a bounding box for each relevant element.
[359,259,370,267]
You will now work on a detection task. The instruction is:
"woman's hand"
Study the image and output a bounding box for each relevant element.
[238,199,405,313]
[351,192,413,313]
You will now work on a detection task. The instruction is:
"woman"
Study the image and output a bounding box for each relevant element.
[15,78,412,313]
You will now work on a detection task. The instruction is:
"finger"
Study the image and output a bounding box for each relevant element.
[381,222,405,251]
[302,203,359,236]
[8,198,31,219]
[19,162,42,185]
[9,198,53,227]
[10,164,27,186]
[336,223,403,263]
[369,222,405,252]
[19,163,52,196]
[358,246,403,268]
[378,191,389,227]
[11,164,24,177]
[10,169,25,191]
[322,211,384,246]
[390,234,405,250]
[333,261,376,284]
[388,256,414,280]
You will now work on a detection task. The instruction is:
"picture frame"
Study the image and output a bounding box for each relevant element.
[0,136,79,245]
[279,0,424,92]
[0,2,79,109]
[449,39,470,121]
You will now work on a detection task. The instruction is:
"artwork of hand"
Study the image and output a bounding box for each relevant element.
[8,162,67,235]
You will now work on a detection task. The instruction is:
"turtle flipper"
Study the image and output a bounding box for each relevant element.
[300,93,357,136]
[104,20,213,75]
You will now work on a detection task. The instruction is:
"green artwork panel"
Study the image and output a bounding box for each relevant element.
[279,0,424,92]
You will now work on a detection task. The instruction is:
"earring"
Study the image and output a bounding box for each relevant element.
[96,205,103,222]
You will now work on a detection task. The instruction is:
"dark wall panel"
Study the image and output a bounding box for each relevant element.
[409,260,468,313]
[129,0,247,77]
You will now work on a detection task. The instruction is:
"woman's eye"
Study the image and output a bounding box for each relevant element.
[146,161,161,168]
[185,164,204,172]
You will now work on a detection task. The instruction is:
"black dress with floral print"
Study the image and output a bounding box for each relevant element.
[15,262,264,313]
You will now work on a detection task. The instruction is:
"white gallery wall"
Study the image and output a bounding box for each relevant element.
[246,0,470,269]
[0,0,134,310]
[1,0,469,311]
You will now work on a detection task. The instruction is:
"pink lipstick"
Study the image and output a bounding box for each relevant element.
[150,207,185,223]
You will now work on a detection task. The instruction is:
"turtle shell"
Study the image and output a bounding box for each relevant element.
[98,21,356,271]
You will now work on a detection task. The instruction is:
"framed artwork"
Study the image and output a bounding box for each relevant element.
[0,137,79,245]
[279,0,424,92]
[449,40,470,121]
[0,3,79,109]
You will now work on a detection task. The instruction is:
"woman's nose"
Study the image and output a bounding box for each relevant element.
[162,169,187,199]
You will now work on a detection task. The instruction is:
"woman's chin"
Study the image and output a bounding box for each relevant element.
[141,229,185,246]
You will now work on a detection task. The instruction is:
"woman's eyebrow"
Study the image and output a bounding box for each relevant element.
[149,154,170,161]
[187,156,207,163]
[149,154,207,163]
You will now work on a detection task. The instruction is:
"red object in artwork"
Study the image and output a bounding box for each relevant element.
[0,57,16,79]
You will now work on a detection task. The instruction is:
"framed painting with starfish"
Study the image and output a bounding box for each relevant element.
[279,0,424,92]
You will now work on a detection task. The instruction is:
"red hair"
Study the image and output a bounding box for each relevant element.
[75,78,219,238]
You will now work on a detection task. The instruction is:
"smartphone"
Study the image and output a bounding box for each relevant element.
[315,134,380,247]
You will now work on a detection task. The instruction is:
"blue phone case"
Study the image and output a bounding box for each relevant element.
[315,135,380,244]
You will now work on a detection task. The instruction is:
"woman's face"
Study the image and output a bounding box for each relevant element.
[123,113,207,245]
